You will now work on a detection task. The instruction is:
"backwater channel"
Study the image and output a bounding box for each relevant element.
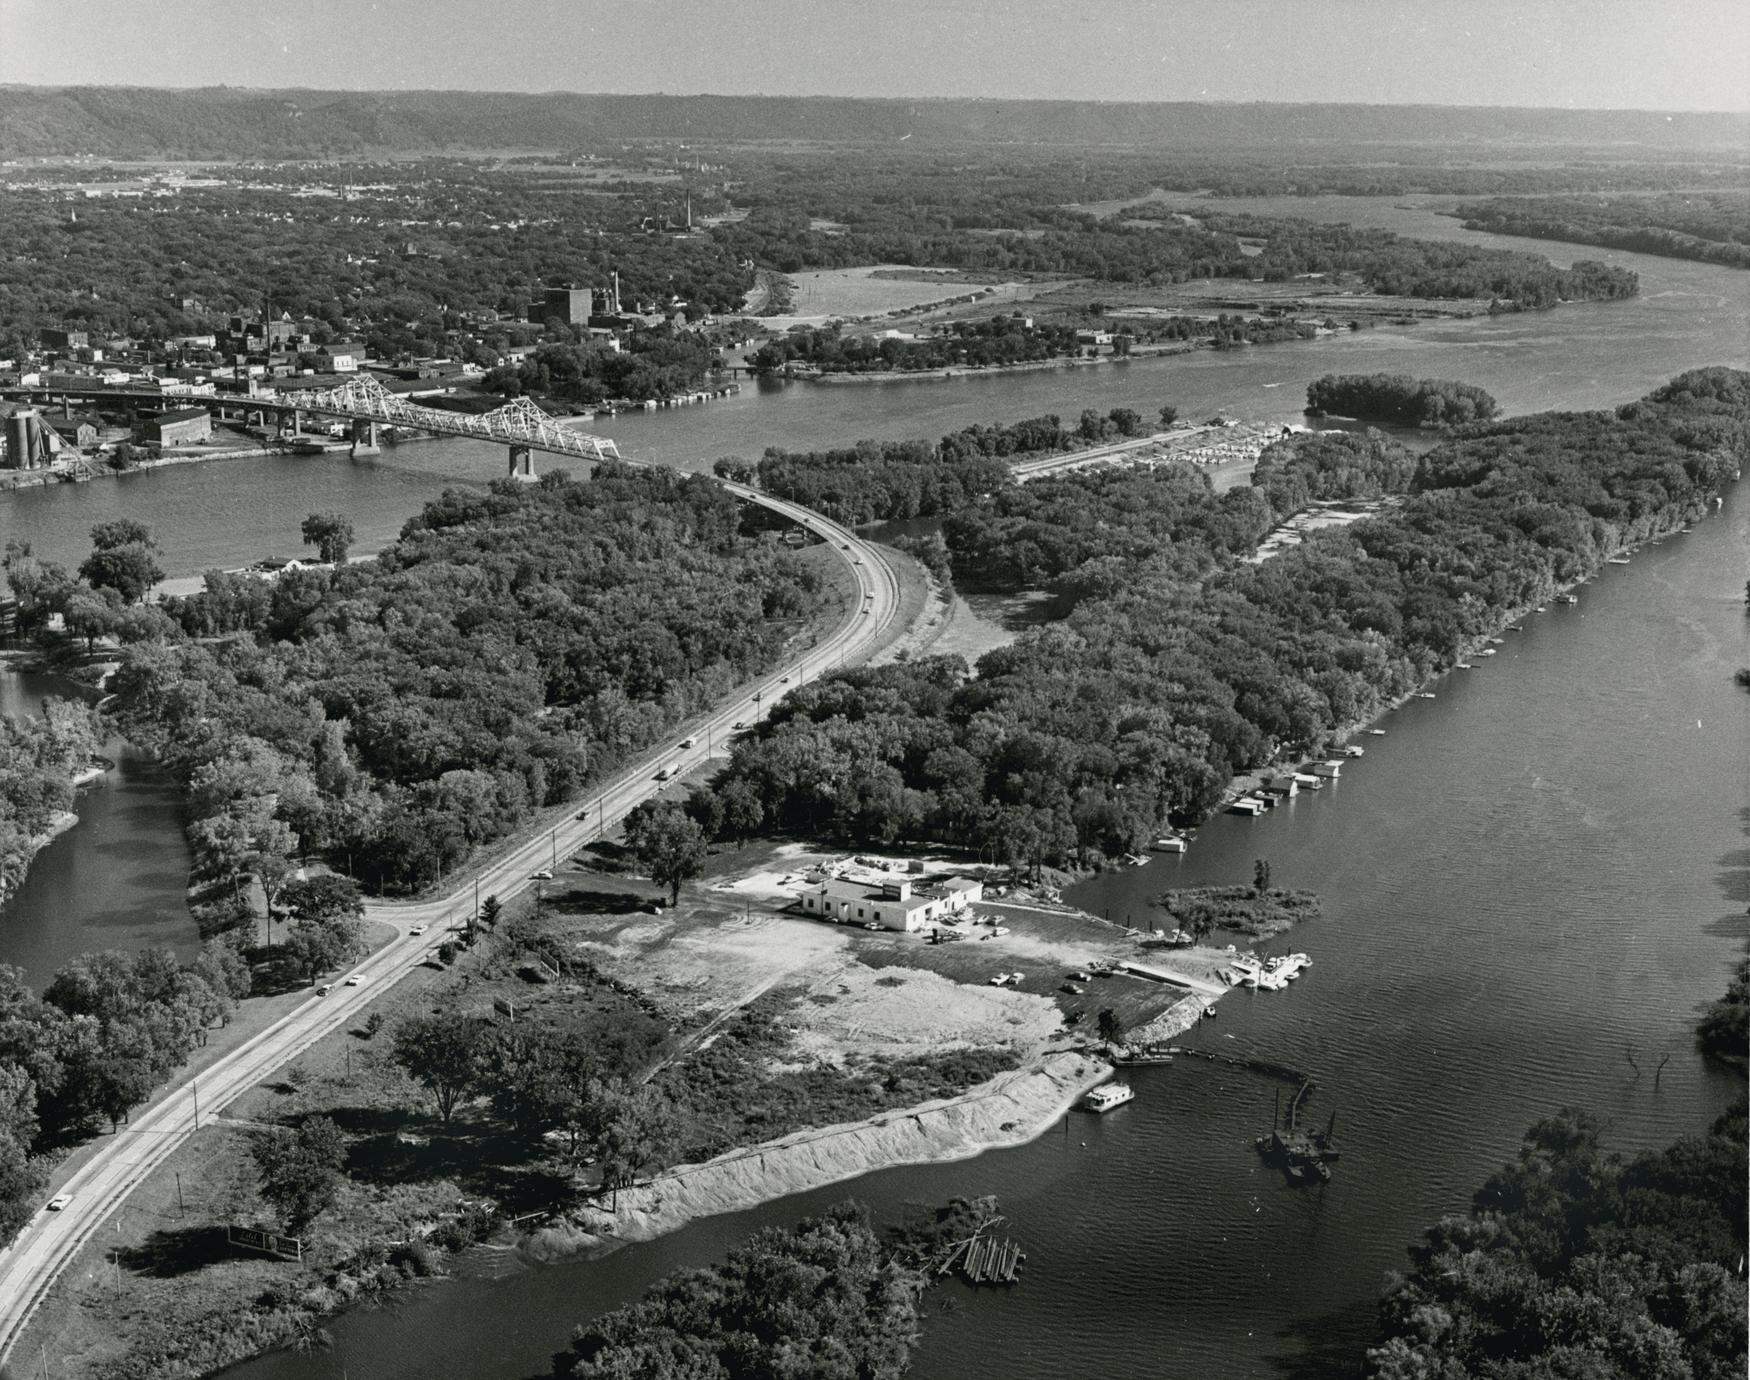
[0,203,1744,1374]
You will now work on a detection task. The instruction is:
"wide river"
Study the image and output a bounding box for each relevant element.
[0,202,1745,1376]
[229,478,1747,1380]
[8,200,1747,578]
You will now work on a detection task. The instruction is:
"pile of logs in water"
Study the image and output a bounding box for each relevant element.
[936,1229,1025,1285]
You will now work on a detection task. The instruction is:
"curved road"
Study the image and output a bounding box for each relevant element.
[0,480,904,1364]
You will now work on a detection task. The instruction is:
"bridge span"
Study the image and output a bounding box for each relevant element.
[2,374,620,477]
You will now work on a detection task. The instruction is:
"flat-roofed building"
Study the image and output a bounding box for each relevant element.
[140,406,212,447]
[796,875,983,932]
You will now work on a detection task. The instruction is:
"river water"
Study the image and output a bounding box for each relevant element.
[8,204,1747,579]
[1,202,1745,1374]
[226,450,1748,1380]
[0,670,196,983]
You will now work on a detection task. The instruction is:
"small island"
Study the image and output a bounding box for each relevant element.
[1305,372,1500,428]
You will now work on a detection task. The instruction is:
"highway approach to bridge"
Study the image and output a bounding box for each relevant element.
[0,472,906,1366]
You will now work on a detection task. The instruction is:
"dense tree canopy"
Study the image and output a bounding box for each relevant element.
[1368,1103,1747,1380]
[753,410,1158,526]
[1457,191,1750,269]
[710,370,1747,870]
[0,939,251,1246]
[1251,429,1420,518]
[0,696,100,907]
[555,1201,925,1380]
[1306,373,1501,428]
[109,468,825,893]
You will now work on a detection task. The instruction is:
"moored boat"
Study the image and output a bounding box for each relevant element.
[1082,1083,1135,1113]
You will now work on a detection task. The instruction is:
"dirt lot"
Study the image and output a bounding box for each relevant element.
[570,842,1234,1064]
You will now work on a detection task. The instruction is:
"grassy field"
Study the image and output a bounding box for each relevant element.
[763,265,1035,325]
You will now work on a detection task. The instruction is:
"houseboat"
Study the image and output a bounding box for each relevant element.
[1082,1083,1135,1113]
[1152,834,1188,853]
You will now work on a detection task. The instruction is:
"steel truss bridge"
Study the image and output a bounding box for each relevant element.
[2,375,620,477]
[272,375,620,474]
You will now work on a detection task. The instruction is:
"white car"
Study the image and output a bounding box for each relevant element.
[409,924,427,936]
[47,1193,72,1211]
[680,736,696,749]
[531,868,553,880]
[344,975,364,986]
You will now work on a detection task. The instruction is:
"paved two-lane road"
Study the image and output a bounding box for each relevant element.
[0,482,904,1365]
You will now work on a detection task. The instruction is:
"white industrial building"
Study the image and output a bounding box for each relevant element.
[797,875,983,931]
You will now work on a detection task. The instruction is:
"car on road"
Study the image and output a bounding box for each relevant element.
[531,868,554,880]
[779,675,790,683]
[410,924,427,936]
[732,720,745,729]
[840,542,851,550]
[316,983,332,996]
[47,1193,72,1212]
[680,736,696,748]
[852,557,863,565]
[863,922,882,931]
[344,975,364,986]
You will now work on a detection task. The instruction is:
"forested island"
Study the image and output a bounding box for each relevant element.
[0,698,102,909]
[742,409,1151,525]
[554,1197,996,1379]
[752,316,1086,375]
[698,369,1747,869]
[9,470,831,899]
[1304,373,1501,428]
[1456,192,1750,269]
[719,205,1638,307]
[1368,1097,1746,1380]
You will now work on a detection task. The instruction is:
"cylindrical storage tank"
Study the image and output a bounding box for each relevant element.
[5,411,33,469]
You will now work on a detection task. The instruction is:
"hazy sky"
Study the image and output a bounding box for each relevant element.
[4,0,1747,112]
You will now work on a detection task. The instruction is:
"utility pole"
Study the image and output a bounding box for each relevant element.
[191,1080,200,1130]
[551,829,557,870]
[176,1172,185,1218]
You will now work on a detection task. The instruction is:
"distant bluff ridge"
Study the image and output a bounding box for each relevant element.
[1,86,1747,158]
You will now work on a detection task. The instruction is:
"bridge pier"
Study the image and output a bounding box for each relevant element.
[508,444,537,481]
[349,418,381,457]
[278,408,304,439]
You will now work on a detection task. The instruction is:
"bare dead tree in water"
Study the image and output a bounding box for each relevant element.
[1655,1053,1671,1089]
[1624,1045,1640,1078]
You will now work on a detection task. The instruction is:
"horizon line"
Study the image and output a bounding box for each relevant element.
[2,83,1748,118]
